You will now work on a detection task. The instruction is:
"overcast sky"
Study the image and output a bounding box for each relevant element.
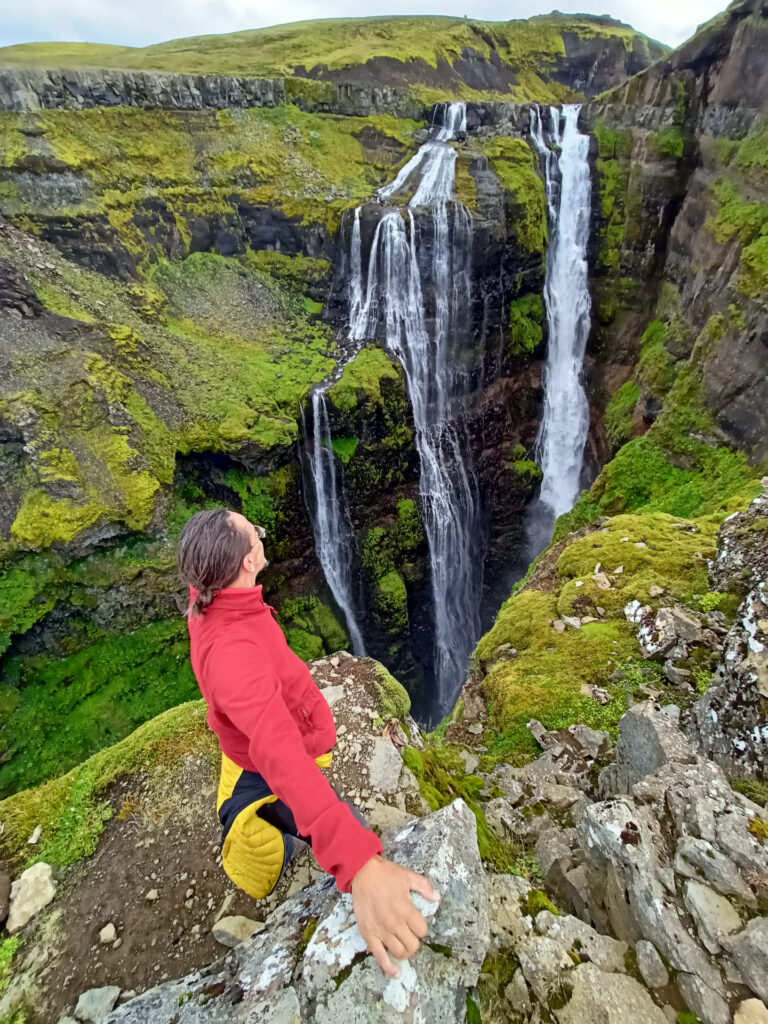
[2,0,729,51]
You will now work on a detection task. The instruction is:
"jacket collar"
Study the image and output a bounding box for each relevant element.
[188,583,267,610]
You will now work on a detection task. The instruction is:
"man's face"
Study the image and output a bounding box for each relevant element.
[229,511,268,579]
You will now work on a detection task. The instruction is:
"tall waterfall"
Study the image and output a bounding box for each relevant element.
[527,104,592,555]
[349,102,483,716]
[301,391,367,656]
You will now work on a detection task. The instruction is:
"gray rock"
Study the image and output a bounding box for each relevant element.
[107,800,488,1023]
[635,940,669,989]
[75,987,121,1022]
[99,923,117,945]
[567,724,611,760]
[674,837,755,905]
[682,880,743,953]
[676,972,731,1024]
[555,962,669,1024]
[504,969,532,1016]
[664,662,692,686]
[534,911,628,973]
[458,750,479,775]
[211,916,263,948]
[723,917,768,1003]
[535,828,578,881]
[368,736,403,794]
[598,702,695,797]
[688,581,768,779]
[6,861,56,933]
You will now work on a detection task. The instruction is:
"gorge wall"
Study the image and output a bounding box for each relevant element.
[0,3,764,797]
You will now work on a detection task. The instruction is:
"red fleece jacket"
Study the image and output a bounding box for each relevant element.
[187,583,382,891]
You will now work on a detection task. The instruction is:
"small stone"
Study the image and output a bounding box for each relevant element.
[504,968,532,1015]
[562,615,582,629]
[635,541,647,548]
[613,565,624,574]
[212,915,263,947]
[664,662,692,686]
[74,986,121,1022]
[145,888,159,902]
[649,585,666,598]
[468,723,483,735]
[735,999,768,1024]
[112,938,122,950]
[636,940,669,988]
[99,923,116,945]
[6,862,56,933]
[458,750,479,775]
[27,825,42,845]
[552,619,566,634]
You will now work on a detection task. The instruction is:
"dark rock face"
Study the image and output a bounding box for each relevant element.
[0,68,427,120]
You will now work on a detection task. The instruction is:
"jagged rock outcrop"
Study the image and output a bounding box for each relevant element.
[106,800,488,1024]
[480,703,768,1024]
[581,0,768,464]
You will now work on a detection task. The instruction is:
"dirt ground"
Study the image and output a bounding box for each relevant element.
[8,653,418,1023]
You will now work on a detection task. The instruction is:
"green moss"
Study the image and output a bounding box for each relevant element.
[648,125,684,159]
[604,380,640,450]
[331,437,359,464]
[0,700,213,870]
[482,137,547,255]
[637,319,676,397]
[376,570,409,634]
[0,620,199,797]
[732,778,768,806]
[748,816,768,843]
[508,292,544,358]
[710,178,768,298]
[326,345,400,414]
[373,663,411,721]
[295,917,319,960]
[278,596,349,657]
[0,938,21,993]
[519,888,558,918]
[465,994,482,1024]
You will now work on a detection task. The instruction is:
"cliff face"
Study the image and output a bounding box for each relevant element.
[582,0,768,470]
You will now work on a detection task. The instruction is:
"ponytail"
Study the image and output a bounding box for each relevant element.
[177,509,251,617]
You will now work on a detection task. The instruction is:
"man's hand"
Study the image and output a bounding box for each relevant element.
[351,855,441,979]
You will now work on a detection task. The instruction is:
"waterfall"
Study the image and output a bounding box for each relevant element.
[301,391,367,656]
[526,104,592,555]
[349,102,483,716]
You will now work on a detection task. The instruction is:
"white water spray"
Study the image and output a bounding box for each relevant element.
[301,391,367,656]
[349,102,483,715]
[527,104,592,553]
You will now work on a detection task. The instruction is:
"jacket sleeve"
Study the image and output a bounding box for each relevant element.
[208,639,382,891]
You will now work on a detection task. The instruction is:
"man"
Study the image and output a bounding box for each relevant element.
[178,507,439,979]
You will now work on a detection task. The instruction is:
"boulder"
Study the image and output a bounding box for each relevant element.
[682,880,743,954]
[723,917,768,1003]
[6,861,56,933]
[598,702,695,797]
[555,962,668,1024]
[75,987,121,1023]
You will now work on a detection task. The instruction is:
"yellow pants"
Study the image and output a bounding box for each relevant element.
[216,751,333,900]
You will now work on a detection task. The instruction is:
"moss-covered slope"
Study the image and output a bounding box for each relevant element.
[0,14,667,103]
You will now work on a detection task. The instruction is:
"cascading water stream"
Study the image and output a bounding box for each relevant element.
[526,103,592,557]
[300,390,367,657]
[349,102,483,717]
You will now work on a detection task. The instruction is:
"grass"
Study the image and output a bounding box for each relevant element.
[482,137,547,256]
[469,508,726,763]
[326,345,401,414]
[0,15,666,102]
[0,700,215,871]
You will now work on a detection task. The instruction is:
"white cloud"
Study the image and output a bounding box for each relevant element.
[1,0,729,52]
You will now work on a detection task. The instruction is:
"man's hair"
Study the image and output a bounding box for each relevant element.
[177,508,251,617]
